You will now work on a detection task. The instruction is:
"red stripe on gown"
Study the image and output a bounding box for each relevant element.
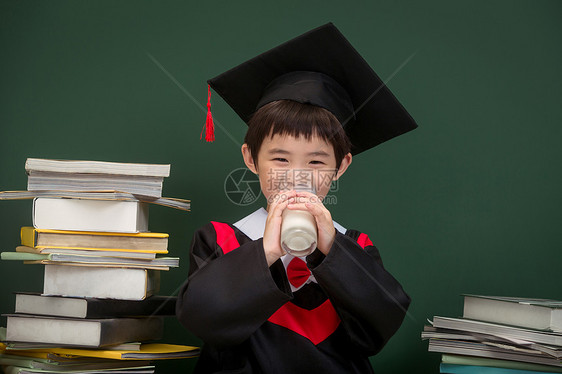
[268,299,341,345]
[356,232,373,249]
[211,221,240,254]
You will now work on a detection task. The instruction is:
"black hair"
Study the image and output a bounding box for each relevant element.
[245,100,351,168]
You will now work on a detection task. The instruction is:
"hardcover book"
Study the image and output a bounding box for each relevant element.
[21,227,168,253]
[43,265,160,300]
[5,314,163,348]
[32,198,149,233]
[463,294,562,333]
[14,293,177,319]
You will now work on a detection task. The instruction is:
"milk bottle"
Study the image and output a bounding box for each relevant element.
[280,186,318,257]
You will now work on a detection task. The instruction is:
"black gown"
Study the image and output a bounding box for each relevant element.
[176,210,410,374]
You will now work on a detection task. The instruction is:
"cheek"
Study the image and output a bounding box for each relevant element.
[258,166,292,193]
[257,169,280,201]
[314,183,332,199]
[313,169,336,197]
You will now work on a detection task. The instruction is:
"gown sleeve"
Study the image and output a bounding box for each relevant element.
[306,230,411,356]
[176,223,292,348]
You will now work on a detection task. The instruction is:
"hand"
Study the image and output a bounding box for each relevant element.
[286,191,336,255]
[263,190,297,266]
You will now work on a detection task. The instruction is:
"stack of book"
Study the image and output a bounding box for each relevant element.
[423,294,562,374]
[25,158,170,198]
[0,158,191,211]
[0,158,198,374]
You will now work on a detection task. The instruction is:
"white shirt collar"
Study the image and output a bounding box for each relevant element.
[233,207,269,241]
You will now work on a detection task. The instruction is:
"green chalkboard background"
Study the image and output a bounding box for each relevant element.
[1,1,561,373]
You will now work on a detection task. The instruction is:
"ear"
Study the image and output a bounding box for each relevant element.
[334,153,352,181]
[241,143,258,174]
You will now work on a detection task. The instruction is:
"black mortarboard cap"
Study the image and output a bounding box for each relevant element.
[207,22,417,155]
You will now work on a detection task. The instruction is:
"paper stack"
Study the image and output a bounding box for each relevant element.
[423,294,562,374]
[0,158,198,374]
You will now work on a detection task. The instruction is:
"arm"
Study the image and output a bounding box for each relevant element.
[307,231,411,355]
[176,223,292,348]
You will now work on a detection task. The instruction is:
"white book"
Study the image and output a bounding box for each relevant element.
[463,294,562,332]
[25,159,171,198]
[27,173,165,198]
[14,293,176,319]
[25,158,170,177]
[5,314,163,348]
[1,251,178,269]
[16,246,157,260]
[33,198,149,233]
[43,265,160,300]
[3,366,154,374]
[432,316,562,347]
[0,190,190,211]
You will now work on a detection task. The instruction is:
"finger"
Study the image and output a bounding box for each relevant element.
[269,193,297,218]
[285,202,310,211]
[268,192,289,213]
[288,197,328,214]
[269,190,297,207]
[288,194,322,206]
[294,190,318,200]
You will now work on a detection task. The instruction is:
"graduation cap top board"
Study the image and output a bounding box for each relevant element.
[206,22,417,155]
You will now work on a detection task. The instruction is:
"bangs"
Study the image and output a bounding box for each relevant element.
[245,100,351,167]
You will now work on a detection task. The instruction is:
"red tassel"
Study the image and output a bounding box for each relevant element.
[201,85,215,142]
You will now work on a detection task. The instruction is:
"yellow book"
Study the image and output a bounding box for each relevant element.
[20,227,168,254]
[0,329,50,359]
[5,343,199,360]
[1,350,51,360]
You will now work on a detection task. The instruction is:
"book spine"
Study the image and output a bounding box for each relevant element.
[20,227,38,248]
[98,318,164,346]
[85,296,176,318]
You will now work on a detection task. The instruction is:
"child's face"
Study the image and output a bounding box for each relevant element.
[242,133,352,207]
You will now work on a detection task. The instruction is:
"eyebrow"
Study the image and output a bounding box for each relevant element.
[268,148,331,157]
[268,148,290,155]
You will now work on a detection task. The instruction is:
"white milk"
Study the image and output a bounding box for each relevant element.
[281,209,317,257]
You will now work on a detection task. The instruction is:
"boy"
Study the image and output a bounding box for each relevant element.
[177,23,416,373]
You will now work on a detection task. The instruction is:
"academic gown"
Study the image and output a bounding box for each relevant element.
[176,208,410,374]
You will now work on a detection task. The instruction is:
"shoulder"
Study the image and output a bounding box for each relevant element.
[343,229,376,250]
[193,220,236,236]
[338,228,383,266]
[332,220,375,250]
[192,220,252,253]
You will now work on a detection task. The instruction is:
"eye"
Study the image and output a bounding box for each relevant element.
[273,158,288,163]
[309,160,325,165]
